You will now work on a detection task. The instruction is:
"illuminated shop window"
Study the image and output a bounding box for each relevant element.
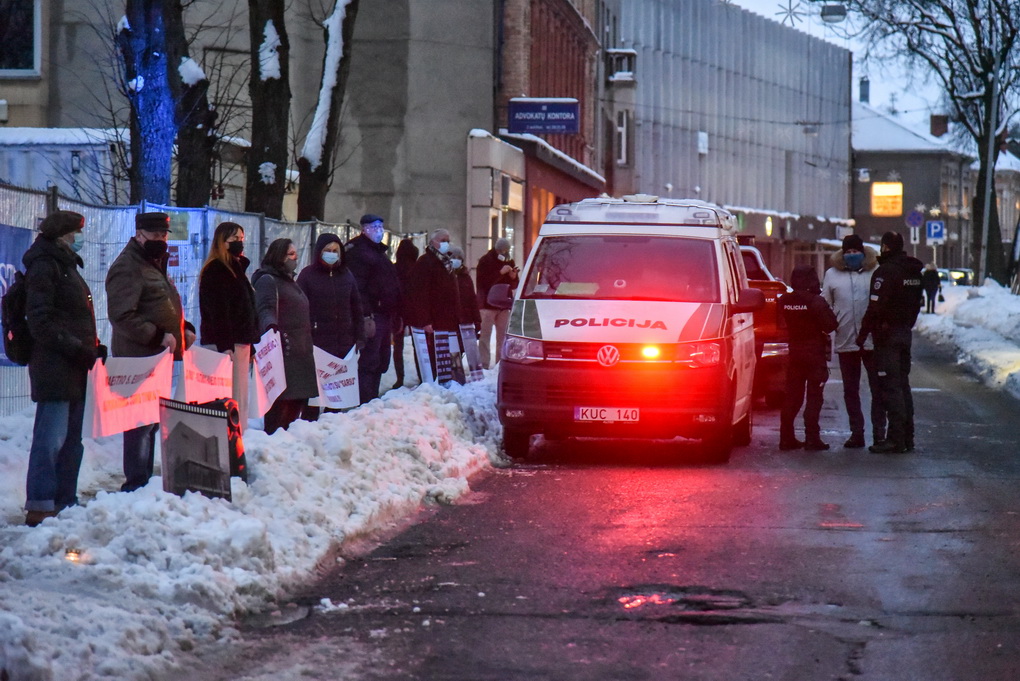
[871,182,903,217]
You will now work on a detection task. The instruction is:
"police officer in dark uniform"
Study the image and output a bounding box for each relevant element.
[856,231,924,454]
[779,265,839,451]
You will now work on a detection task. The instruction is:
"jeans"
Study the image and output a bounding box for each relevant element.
[25,401,86,512]
[122,423,159,492]
[837,350,886,441]
[358,312,392,403]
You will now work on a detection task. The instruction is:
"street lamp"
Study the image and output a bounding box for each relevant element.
[820,4,847,22]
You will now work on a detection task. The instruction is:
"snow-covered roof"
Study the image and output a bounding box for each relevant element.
[0,128,125,146]
[499,129,605,185]
[971,149,1020,174]
[852,102,969,157]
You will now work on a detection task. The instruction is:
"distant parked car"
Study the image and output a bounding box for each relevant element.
[948,268,975,286]
[937,268,951,286]
[740,245,790,408]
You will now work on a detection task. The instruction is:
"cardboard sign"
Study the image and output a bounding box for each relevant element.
[410,327,435,383]
[178,345,233,404]
[311,346,360,410]
[159,398,235,501]
[84,349,174,438]
[250,328,287,417]
[434,331,455,383]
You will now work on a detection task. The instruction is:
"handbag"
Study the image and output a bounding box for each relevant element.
[937,292,945,302]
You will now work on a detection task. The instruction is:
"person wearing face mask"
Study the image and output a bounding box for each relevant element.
[198,222,260,431]
[297,233,366,417]
[474,237,518,368]
[252,238,318,434]
[106,212,196,492]
[407,229,461,381]
[821,233,884,450]
[448,245,481,384]
[22,211,104,526]
[345,214,402,404]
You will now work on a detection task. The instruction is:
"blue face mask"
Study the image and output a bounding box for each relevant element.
[71,231,86,253]
[321,251,340,265]
[450,258,463,270]
[844,252,864,270]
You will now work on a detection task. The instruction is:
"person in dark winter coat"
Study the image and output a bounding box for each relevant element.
[252,238,318,434]
[856,231,924,454]
[408,229,461,380]
[921,263,941,314]
[199,221,260,431]
[297,233,366,417]
[107,212,195,492]
[822,234,884,449]
[345,214,402,404]
[22,211,103,526]
[779,265,839,451]
[449,246,481,384]
[474,237,518,368]
[392,238,420,388]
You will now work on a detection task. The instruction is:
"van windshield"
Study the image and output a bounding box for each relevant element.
[521,235,719,302]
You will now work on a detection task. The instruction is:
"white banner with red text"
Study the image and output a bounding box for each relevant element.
[83,349,174,438]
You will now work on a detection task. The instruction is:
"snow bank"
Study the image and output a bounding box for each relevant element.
[0,372,503,680]
[258,21,282,81]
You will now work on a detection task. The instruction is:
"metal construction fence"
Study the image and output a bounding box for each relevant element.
[0,180,428,416]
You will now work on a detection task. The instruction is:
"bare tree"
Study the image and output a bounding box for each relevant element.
[296,0,360,222]
[845,0,1020,283]
[246,0,291,219]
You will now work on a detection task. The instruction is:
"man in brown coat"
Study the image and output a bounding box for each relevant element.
[106,212,195,491]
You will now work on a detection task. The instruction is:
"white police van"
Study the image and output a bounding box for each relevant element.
[492,195,763,463]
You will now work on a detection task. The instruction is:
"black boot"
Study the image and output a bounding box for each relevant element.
[844,433,865,449]
[779,437,804,451]
[803,438,830,451]
[869,440,908,454]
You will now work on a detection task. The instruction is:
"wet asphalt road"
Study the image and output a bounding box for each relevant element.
[186,335,1020,680]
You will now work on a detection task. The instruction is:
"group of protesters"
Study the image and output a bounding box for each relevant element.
[21,210,518,527]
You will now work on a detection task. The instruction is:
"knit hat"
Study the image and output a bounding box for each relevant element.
[39,211,85,239]
[359,214,384,226]
[881,231,904,252]
[790,264,821,293]
[135,212,172,233]
[841,233,864,252]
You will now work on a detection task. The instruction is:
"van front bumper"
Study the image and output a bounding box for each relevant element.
[497,361,733,439]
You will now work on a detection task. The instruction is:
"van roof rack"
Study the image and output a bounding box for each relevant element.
[545,196,737,231]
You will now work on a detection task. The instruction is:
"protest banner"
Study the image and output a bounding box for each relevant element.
[250,328,286,417]
[177,345,233,403]
[83,349,174,438]
[311,346,360,410]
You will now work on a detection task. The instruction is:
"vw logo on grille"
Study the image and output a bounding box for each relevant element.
[597,345,621,367]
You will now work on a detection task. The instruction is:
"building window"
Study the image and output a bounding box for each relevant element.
[615,110,630,166]
[0,0,41,77]
[871,181,903,217]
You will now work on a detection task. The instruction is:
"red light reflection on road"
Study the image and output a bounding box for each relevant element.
[618,593,677,609]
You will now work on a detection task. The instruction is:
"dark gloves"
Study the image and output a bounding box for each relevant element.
[76,344,98,371]
[97,344,108,364]
[855,332,867,349]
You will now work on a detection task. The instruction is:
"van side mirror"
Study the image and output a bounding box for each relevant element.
[732,287,765,313]
[487,283,514,310]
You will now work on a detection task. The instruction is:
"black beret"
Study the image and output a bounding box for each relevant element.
[359,214,384,226]
[39,211,85,239]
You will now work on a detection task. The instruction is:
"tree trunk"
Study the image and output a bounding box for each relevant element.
[117,1,177,206]
[246,0,291,219]
[296,0,360,222]
[167,1,216,208]
[970,97,1007,284]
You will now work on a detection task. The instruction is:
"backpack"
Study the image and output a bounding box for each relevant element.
[2,270,33,365]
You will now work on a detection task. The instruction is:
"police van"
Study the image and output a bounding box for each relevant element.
[491,195,764,463]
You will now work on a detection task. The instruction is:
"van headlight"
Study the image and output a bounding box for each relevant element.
[681,342,721,367]
[503,336,544,364]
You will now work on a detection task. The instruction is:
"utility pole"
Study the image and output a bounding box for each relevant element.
[978,0,1000,285]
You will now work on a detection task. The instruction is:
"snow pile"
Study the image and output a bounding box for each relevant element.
[258,162,277,186]
[0,373,503,680]
[258,21,282,81]
[915,280,1020,400]
[126,75,145,93]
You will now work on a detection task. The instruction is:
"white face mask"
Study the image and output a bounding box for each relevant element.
[321,251,340,265]
[438,241,450,254]
[450,258,463,270]
[497,253,507,262]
